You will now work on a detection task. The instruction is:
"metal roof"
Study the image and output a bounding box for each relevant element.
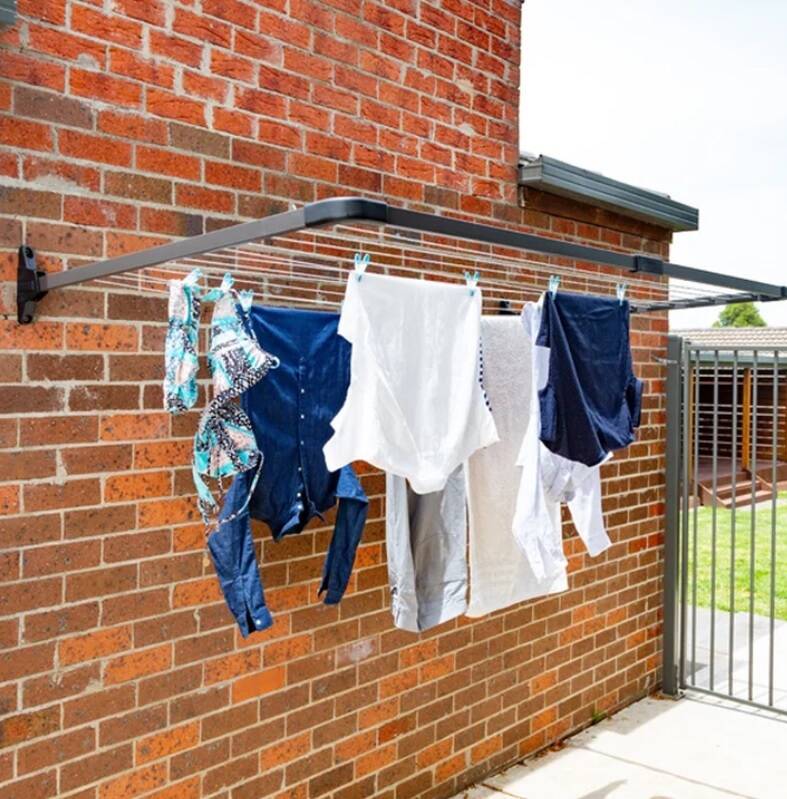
[674,327,787,348]
[519,154,699,232]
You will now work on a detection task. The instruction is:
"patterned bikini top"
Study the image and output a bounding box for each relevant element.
[164,270,279,533]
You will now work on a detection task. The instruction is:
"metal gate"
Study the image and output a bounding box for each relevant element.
[663,336,787,712]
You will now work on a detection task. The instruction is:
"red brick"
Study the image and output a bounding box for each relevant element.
[0,706,60,747]
[24,603,100,644]
[182,69,228,101]
[175,183,234,213]
[204,160,261,191]
[210,49,255,83]
[24,478,101,512]
[175,8,233,46]
[26,24,105,69]
[97,111,168,144]
[115,0,166,26]
[70,69,142,108]
[60,743,133,793]
[66,564,137,602]
[204,0,259,28]
[104,470,171,502]
[149,31,204,67]
[63,197,136,230]
[23,540,101,578]
[71,5,142,47]
[232,667,285,703]
[59,625,132,666]
[26,220,103,256]
[63,685,135,728]
[112,58,174,95]
[59,130,132,167]
[0,115,52,151]
[22,155,100,192]
[98,762,167,799]
[18,726,95,775]
[0,771,57,799]
[104,644,172,685]
[0,642,54,682]
[136,721,200,765]
[0,52,64,91]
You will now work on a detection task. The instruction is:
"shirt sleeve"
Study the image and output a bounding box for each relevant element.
[208,472,273,637]
[318,465,369,604]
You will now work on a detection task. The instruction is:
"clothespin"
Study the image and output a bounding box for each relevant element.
[464,270,480,296]
[548,275,560,298]
[183,268,203,287]
[238,289,254,312]
[353,252,370,281]
[220,273,234,292]
[616,282,627,305]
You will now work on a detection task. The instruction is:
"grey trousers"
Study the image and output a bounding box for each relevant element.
[385,465,468,632]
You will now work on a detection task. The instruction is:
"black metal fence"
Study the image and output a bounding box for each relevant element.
[664,336,786,713]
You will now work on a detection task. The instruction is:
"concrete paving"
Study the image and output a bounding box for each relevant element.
[454,693,787,799]
[687,606,787,709]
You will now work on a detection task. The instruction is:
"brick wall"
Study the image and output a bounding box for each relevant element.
[0,2,669,798]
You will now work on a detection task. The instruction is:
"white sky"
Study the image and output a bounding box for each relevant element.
[520,0,787,329]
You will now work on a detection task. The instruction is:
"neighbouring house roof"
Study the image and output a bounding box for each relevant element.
[674,328,787,348]
[518,154,699,232]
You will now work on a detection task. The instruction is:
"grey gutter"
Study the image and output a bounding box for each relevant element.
[519,155,699,232]
[0,0,15,25]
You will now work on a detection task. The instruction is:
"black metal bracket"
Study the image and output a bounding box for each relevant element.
[631,255,665,276]
[17,246,47,325]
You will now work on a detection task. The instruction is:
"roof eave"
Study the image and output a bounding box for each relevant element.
[519,154,699,233]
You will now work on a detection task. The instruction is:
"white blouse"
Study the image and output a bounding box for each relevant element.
[323,272,499,494]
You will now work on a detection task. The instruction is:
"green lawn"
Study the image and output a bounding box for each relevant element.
[687,493,787,621]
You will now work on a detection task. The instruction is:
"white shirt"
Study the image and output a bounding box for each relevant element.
[512,302,611,581]
[324,272,499,494]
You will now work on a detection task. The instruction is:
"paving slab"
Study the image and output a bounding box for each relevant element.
[453,693,787,799]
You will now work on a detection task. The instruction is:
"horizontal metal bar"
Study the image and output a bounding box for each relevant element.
[663,262,786,299]
[42,204,310,292]
[30,195,787,312]
[637,292,785,312]
[383,205,637,269]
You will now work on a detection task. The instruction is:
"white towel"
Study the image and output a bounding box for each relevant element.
[324,272,499,494]
[465,316,567,618]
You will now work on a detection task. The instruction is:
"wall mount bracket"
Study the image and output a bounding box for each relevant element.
[17,246,47,325]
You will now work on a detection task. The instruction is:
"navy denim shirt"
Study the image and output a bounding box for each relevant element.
[209,306,368,636]
[537,291,643,467]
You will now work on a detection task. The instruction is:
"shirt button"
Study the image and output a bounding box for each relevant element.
[300,388,305,394]
[299,413,305,420]
[297,466,302,472]
[296,492,302,498]
[254,618,261,626]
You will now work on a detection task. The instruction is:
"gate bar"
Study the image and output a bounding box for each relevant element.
[663,335,683,696]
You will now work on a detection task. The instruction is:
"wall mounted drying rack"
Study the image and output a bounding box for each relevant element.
[16,196,787,324]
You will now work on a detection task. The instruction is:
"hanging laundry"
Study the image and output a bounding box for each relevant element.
[164,269,202,414]
[192,275,279,529]
[386,466,468,632]
[465,316,568,618]
[324,271,499,495]
[211,306,368,636]
[537,290,643,467]
[513,302,611,581]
